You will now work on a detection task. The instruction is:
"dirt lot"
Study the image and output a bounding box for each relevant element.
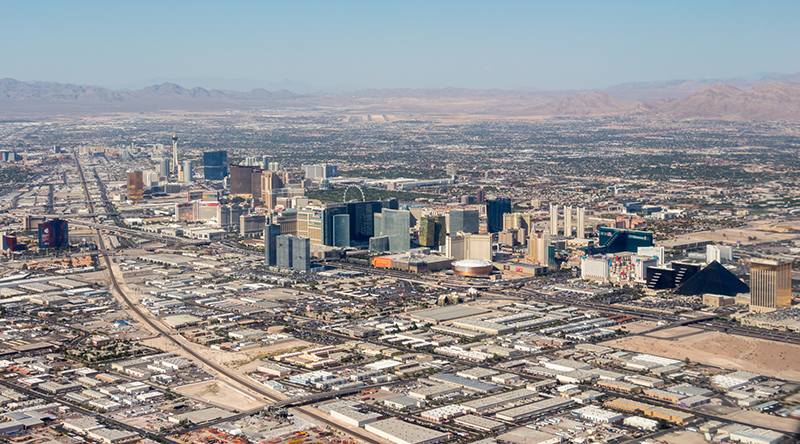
[724,410,800,433]
[645,326,704,339]
[140,335,310,369]
[677,228,798,246]
[602,329,800,381]
[174,380,266,411]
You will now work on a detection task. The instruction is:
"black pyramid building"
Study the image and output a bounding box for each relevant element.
[675,260,750,296]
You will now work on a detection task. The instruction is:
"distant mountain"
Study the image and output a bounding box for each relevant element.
[529,91,639,116]
[0,78,305,114]
[637,82,800,121]
[2,77,800,121]
[605,71,800,101]
[110,77,321,94]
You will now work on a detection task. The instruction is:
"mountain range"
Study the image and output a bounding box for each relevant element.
[2,74,800,121]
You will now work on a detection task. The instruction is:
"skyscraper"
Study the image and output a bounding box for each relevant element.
[449,209,479,234]
[292,236,311,272]
[229,164,263,197]
[419,216,446,249]
[476,188,485,203]
[348,201,384,244]
[158,158,170,178]
[303,164,338,180]
[276,234,310,272]
[375,208,411,253]
[321,204,348,246]
[38,219,69,249]
[564,205,573,237]
[332,214,350,247]
[276,235,293,269]
[577,207,586,239]
[182,160,193,184]
[172,135,178,175]
[486,198,511,233]
[749,258,792,311]
[264,224,281,266]
[529,230,553,266]
[127,170,144,201]
[549,204,559,236]
[203,151,228,181]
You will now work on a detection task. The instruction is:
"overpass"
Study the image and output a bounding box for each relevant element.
[69,220,209,247]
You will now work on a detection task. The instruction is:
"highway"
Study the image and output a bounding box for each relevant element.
[72,152,386,444]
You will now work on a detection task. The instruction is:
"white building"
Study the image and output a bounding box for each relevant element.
[581,257,610,282]
[572,406,623,423]
[623,416,658,431]
[707,244,733,263]
[549,204,559,236]
[564,206,573,237]
[637,246,666,266]
[632,255,658,281]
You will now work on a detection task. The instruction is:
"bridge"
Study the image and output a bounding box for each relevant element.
[69,220,209,247]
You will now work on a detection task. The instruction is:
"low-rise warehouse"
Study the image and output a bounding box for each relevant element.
[365,418,450,444]
[454,415,504,432]
[461,389,539,413]
[329,407,382,427]
[495,397,574,422]
[603,398,695,425]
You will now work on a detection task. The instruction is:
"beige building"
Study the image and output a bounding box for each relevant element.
[528,230,552,266]
[703,294,735,308]
[274,209,322,245]
[749,258,791,312]
[446,232,492,261]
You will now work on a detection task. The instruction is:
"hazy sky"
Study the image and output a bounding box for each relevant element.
[2,0,799,91]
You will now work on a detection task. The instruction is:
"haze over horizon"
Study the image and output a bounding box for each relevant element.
[3,0,800,93]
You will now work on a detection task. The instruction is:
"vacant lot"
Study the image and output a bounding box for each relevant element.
[602,329,800,381]
[174,380,266,411]
[677,228,798,246]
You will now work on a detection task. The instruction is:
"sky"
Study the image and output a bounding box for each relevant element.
[1,0,799,92]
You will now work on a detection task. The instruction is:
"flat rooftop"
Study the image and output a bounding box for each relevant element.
[410,305,491,323]
[365,418,450,444]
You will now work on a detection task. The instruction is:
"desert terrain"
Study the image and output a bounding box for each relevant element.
[603,327,800,381]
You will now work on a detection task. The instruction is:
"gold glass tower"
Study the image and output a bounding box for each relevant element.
[126,170,144,201]
[749,258,791,311]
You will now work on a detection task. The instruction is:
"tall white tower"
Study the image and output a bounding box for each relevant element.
[577,207,586,239]
[172,135,178,175]
[564,205,573,238]
[549,203,559,236]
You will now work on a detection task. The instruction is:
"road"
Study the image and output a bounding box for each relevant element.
[71,151,800,441]
[73,152,387,444]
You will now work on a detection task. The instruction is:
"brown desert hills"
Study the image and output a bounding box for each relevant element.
[2,77,800,121]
